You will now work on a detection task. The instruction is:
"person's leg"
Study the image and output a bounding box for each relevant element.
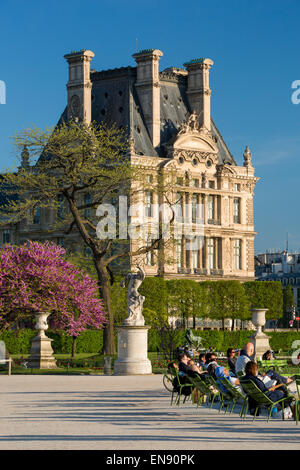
[266,370,287,384]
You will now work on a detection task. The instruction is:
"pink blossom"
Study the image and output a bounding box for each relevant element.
[0,241,107,336]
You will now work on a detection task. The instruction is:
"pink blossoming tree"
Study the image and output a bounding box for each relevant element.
[0,241,107,356]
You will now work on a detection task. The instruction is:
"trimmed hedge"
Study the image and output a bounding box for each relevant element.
[2,328,300,355]
[0,330,105,355]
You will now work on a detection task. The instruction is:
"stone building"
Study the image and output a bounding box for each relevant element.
[1,48,259,281]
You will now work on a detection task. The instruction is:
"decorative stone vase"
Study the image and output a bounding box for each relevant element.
[251,309,267,334]
[249,308,271,360]
[27,312,57,369]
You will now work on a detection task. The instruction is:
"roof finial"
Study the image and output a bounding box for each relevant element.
[243,145,252,167]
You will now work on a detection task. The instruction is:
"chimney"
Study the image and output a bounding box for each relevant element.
[183,58,214,131]
[64,49,95,125]
[132,49,163,148]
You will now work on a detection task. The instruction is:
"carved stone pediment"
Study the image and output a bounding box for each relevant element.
[167,112,218,160]
[216,164,236,176]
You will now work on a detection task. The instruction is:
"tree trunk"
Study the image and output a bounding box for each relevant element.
[231,318,235,331]
[222,318,225,330]
[72,336,77,358]
[94,258,116,355]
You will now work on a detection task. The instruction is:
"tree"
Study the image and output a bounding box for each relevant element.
[283,284,295,327]
[0,121,176,354]
[0,241,106,356]
[243,281,283,320]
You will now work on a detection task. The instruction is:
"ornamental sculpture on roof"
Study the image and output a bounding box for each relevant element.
[243,146,252,167]
[178,111,211,136]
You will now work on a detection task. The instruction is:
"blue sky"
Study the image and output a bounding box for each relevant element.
[0,0,299,253]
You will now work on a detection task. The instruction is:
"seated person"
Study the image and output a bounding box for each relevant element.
[205,352,219,380]
[235,342,254,375]
[167,361,179,371]
[240,361,296,419]
[262,350,273,361]
[198,353,206,368]
[215,366,243,394]
[227,348,238,376]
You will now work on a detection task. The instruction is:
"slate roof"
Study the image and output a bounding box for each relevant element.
[58,65,236,164]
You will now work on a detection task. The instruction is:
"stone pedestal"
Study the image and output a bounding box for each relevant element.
[114,326,152,375]
[249,308,271,360]
[27,312,57,369]
[27,335,57,369]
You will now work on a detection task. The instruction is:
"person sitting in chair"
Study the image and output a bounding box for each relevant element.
[227,348,238,376]
[240,361,296,419]
[262,350,273,361]
[215,366,243,394]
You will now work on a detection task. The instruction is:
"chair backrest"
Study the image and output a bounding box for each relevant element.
[239,379,273,405]
[207,375,231,397]
[258,359,288,369]
[294,374,300,397]
[219,378,244,399]
[189,374,212,395]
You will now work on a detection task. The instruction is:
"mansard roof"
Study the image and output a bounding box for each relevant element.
[58,64,236,164]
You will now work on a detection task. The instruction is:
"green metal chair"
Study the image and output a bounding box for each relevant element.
[219,377,248,417]
[239,379,295,421]
[167,367,194,406]
[294,374,300,425]
[189,374,221,408]
[257,359,288,373]
[206,375,233,413]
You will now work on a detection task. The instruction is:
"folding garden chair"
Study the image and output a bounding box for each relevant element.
[294,374,300,425]
[167,367,194,406]
[239,379,296,422]
[219,377,248,417]
[206,375,233,413]
[189,374,221,408]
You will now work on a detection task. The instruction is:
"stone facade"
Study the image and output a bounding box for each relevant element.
[1,48,259,281]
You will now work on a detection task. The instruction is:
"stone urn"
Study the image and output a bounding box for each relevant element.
[27,312,57,369]
[249,308,271,360]
[252,309,267,334]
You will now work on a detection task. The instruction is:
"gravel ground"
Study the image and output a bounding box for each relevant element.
[0,374,299,450]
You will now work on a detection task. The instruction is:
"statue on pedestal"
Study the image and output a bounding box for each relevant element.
[120,265,146,326]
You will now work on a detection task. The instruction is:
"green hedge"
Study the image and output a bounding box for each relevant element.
[0,329,105,355]
[2,328,300,355]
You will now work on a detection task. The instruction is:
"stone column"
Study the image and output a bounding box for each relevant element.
[114,326,152,375]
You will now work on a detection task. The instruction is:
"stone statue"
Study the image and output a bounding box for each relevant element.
[188,110,198,131]
[120,265,146,326]
[243,145,252,167]
[185,328,203,351]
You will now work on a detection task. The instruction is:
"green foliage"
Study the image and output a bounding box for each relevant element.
[206,280,251,323]
[268,331,300,351]
[283,285,295,312]
[0,329,105,354]
[0,329,36,354]
[244,281,283,319]
[2,328,300,355]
